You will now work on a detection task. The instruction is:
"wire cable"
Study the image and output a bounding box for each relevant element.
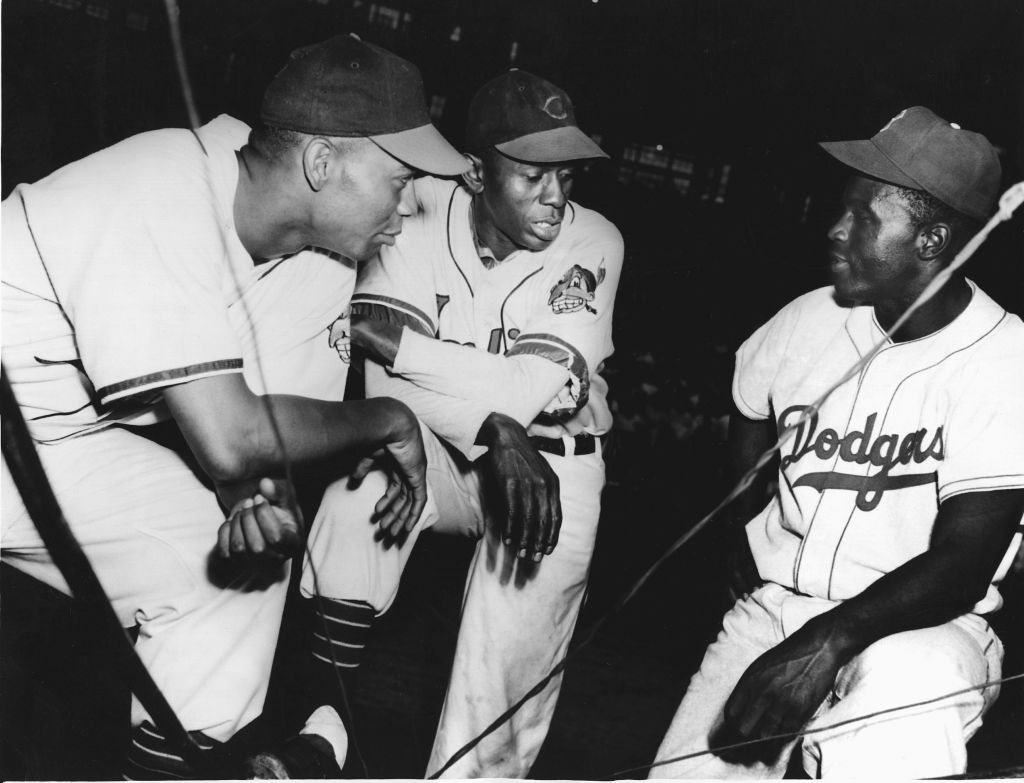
[161,1,369,774]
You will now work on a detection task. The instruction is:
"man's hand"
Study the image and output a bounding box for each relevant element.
[477,412,562,561]
[713,617,849,764]
[216,477,302,563]
[349,403,428,538]
[351,316,403,366]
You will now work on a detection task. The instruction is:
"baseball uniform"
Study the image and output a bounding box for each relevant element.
[652,283,1024,778]
[302,175,623,777]
[1,115,354,746]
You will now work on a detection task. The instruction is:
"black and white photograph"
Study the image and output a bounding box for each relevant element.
[2,0,1023,779]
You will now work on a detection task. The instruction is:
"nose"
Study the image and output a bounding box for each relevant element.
[397,179,417,218]
[827,211,851,242]
[540,173,568,210]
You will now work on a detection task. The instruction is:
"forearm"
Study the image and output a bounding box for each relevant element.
[802,546,988,665]
[164,374,414,483]
[241,395,412,475]
[799,489,1024,663]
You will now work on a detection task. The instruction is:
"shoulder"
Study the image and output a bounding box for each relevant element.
[33,124,227,203]
[774,286,850,329]
[561,201,624,252]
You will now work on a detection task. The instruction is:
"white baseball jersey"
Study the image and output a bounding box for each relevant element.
[2,115,353,447]
[734,283,1024,613]
[351,175,623,451]
[2,115,355,743]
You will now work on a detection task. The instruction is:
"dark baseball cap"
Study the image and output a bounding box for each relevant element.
[820,106,1001,220]
[260,34,468,176]
[465,69,608,163]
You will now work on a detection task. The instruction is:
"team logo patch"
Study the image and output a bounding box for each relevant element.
[327,308,351,364]
[548,264,605,315]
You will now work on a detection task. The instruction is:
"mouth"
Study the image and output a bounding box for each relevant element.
[531,218,562,241]
[828,251,849,269]
[377,231,401,247]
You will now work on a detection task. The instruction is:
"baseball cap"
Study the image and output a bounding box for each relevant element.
[260,34,468,176]
[820,106,1001,220]
[465,69,608,163]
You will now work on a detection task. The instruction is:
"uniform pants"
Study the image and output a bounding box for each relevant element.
[302,425,605,778]
[650,583,1003,779]
[1,426,290,744]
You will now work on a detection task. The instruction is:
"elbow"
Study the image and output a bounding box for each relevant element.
[959,578,991,609]
[187,419,266,484]
[195,439,252,484]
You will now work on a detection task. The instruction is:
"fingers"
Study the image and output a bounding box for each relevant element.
[350,449,385,488]
[253,493,300,559]
[539,472,562,557]
[373,476,409,537]
[217,490,299,564]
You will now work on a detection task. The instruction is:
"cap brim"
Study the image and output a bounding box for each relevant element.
[819,139,924,190]
[371,124,469,176]
[496,126,609,163]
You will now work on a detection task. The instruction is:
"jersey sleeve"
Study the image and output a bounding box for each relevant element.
[392,330,570,426]
[351,223,440,338]
[365,360,494,460]
[937,333,1024,502]
[20,143,246,406]
[506,215,624,421]
[732,298,807,421]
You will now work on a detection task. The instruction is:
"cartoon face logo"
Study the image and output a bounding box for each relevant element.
[327,308,351,364]
[548,263,606,314]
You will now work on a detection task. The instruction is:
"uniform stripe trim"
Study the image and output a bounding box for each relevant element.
[312,651,359,667]
[350,294,435,337]
[320,615,372,628]
[97,360,243,401]
[509,332,585,362]
[313,632,364,648]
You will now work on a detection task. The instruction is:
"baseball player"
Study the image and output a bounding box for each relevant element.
[1,35,467,779]
[650,106,1024,779]
[293,70,624,777]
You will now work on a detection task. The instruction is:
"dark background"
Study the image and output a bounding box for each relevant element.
[2,0,1023,779]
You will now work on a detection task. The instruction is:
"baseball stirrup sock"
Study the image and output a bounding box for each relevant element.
[310,597,374,672]
[123,721,219,780]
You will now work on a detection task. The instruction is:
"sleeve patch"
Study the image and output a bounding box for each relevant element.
[507,332,590,420]
[350,293,435,338]
[548,263,606,315]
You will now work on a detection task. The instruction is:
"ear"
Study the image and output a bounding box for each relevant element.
[301,137,337,192]
[918,222,951,261]
[460,153,485,195]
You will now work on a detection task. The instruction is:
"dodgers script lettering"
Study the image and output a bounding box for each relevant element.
[777,405,944,512]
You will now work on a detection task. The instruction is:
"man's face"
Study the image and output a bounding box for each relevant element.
[827,176,923,305]
[476,152,576,259]
[312,141,416,262]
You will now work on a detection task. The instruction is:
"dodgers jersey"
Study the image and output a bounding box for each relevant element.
[735,283,1024,613]
[351,176,623,434]
[2,115,353,444]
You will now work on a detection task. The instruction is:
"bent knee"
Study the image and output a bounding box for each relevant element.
[841,626,989,699]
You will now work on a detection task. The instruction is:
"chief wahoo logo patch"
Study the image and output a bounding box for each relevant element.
[548,263,606,314]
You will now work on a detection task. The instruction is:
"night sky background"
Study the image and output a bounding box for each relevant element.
[2,0,1023,779]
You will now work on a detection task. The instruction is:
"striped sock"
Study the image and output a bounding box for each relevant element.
[122,721,219,780]
[309,597,374,674]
